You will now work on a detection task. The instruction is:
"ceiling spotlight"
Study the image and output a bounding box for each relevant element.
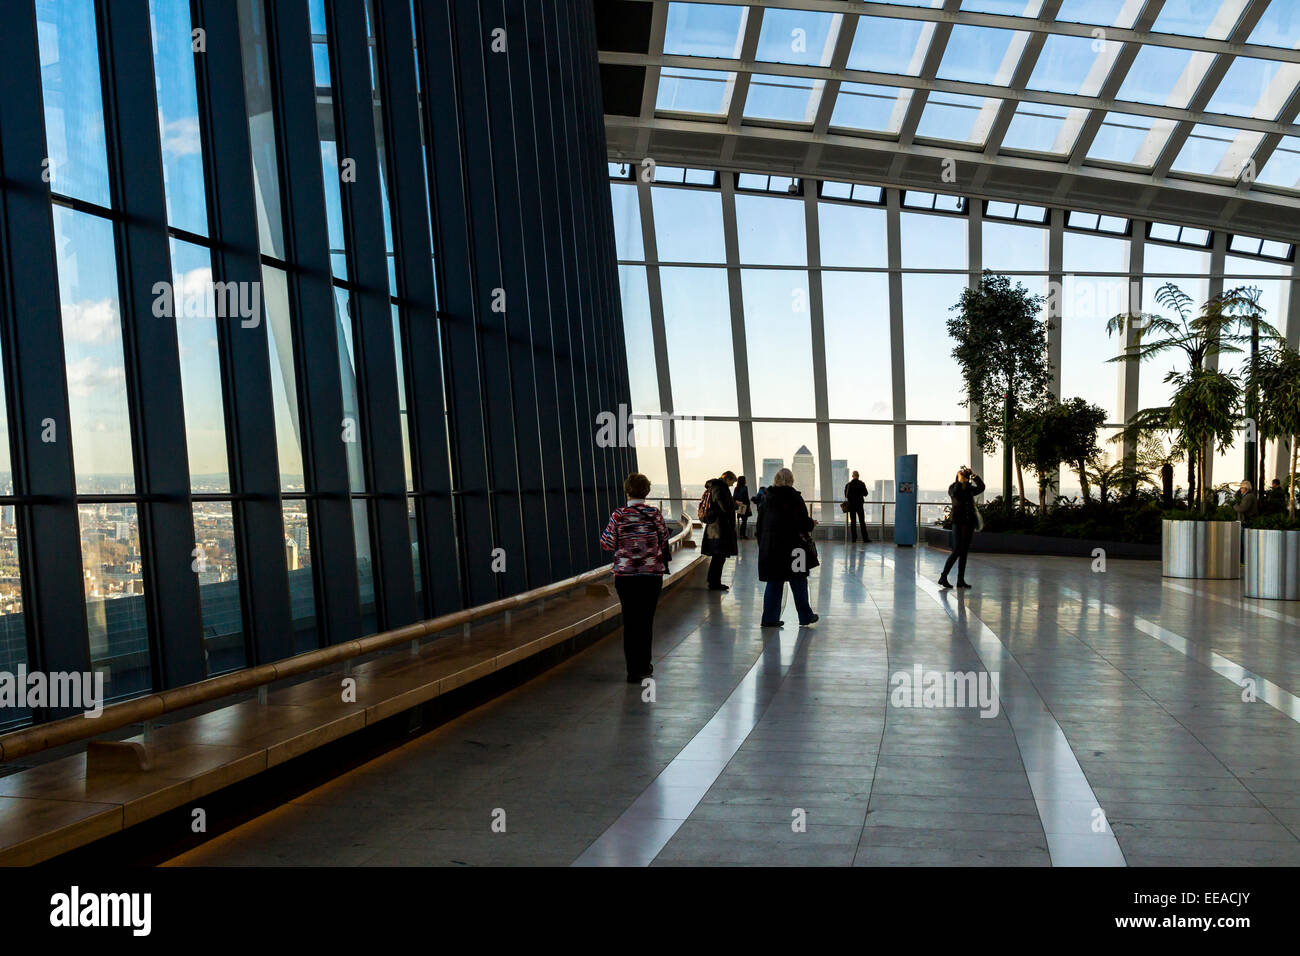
[619,163,628,176]
[787,180,798,195]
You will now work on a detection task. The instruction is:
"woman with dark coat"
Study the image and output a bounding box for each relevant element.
[734,476,752,539]
[702,471,738,591]
[939,466,985,589]
[757,468,819,627]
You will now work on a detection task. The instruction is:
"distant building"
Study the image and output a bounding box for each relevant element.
[874,479,895,524]
[760,458,783,490]
[831,460,849,502]
[285,536,299,572]
[792,445,815,498]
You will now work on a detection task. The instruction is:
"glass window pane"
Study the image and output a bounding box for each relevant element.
[1256,135,1300,189]
[901,211,966,271]
[1138,244,1211,413]
[1249,2,1300,48]
[149,0,209,236]
[981,220,1047,273]
[261,266,306,490]
[829,82,911,133]
[651,188,725,262]
[610,183,644,260]
[1153,0,1248,40]
[169,238,231,491]
[52,206,136,494]
[828,424,895,524]
[1171,125,1263,178]
[903,273,968,421]
[742,270,814,418]
[676,420,742,499]
[1062,231,1128,423]
[657,67,735,115]
[659,267,736,415]
[1115,46,1208,108]
[1002,102,1079,154]
[283,500,318,652]
[1027,33,1114,97]
[846,16,934,75]
[81,503,148,701]
[908,426,981,512]
[1057,0,1137,28]
[36,0,112,207]
[618,265,661,415]
[1204,57,1296,119]
[237,0,286,259]
[744,74,820,123]
[823,272,892,419]
[818,202,886,268]
[936,26,1028,87]
[194,500,245,674]
[736,195,806,265]
[755,8,840,67]
[1086,111,1173,166]
[663,2,747,58]
[915,91,1000,144]
[752,421,821,499]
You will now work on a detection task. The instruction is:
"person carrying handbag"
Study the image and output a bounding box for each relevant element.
[756,468,819,627]
[734,476,752,539]
[701,471,738,591]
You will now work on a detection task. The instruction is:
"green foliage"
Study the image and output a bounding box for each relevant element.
[948,272,1053,453]
[1245,513,1300,531]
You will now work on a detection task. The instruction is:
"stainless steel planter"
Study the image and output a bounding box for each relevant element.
[1243,529,1300,600]
[1161,519,1240,579]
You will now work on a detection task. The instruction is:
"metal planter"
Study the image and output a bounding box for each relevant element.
[1161,519,1240,579]
[1243,529,1300,600]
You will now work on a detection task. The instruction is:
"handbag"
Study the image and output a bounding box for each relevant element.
[799,530,819,566]
[839,501,850,513]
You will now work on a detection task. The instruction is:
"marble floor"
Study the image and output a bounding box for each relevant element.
[165,541,1300,867]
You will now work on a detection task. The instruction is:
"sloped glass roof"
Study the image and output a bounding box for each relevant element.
[607,0,1300,205]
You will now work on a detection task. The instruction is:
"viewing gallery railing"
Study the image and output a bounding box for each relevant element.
[0,523,696,764]
[654,497,952,537]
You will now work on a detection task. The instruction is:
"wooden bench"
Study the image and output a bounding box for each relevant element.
[0,532,701,865]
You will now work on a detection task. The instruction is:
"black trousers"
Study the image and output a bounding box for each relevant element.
[737,514,750,537]
[707,553,728,587]
[941,521,976,582]
[615,575,662,677]
[848,505,869,542]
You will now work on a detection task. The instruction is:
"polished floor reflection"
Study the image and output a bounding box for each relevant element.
[167,542,1300,867]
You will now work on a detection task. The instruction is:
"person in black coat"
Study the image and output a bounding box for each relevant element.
[702,471,738,591]
[940,466,984,589]
[757,468,819,627]
[734,476,752,539]
[844,470,870,543]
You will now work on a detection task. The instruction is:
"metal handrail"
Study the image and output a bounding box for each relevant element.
[0,522,695,763]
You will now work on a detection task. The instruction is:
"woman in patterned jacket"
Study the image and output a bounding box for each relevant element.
[600,473,672,683]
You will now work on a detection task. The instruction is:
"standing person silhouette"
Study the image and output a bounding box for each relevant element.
[939,466,984,590]
[844,470,870,543]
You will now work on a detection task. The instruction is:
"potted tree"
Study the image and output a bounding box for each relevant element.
[1160,367,1243,578]
[1242,345,1300,599]
[949,272,1052,515]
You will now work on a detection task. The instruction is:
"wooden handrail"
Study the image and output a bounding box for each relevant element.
[0,520,694,763]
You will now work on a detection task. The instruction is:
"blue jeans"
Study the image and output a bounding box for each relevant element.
[763,577,813,625]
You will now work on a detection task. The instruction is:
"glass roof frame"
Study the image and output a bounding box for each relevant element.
[623,0,1300,203]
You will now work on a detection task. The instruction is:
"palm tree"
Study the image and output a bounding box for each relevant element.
[1246,346,1300,519]
[1166,368,1242,511]
[1108,283,1281,506]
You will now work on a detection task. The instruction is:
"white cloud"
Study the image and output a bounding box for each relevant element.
[161,116,202,158]
[65,356,125,398]
[61,298,121,345]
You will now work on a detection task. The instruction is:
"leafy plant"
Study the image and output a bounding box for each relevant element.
[949,272,1052,513]
[1108,283,1281,509]
[1165,368,1241,512]
[1246,345,1300,520]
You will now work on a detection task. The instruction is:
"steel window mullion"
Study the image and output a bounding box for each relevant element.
[325,0,417,629]
[265,0,362,645]
[520,0,576,579]
[373,0,460,615]
[98,0,205,688]
[191,0,294,664]
[0,4,92,711]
